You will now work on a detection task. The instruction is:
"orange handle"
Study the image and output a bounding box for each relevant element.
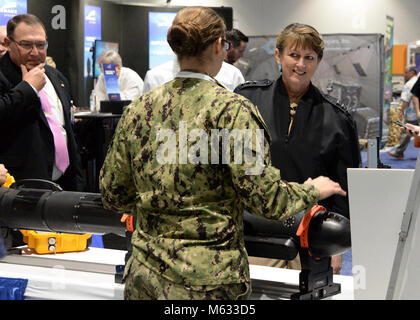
[296,205,325,255]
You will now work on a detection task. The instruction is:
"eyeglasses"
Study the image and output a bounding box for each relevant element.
[222,38,231,51]
[10,37,48,52]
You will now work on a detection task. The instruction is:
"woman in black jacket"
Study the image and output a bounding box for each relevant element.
[235,23,361,274]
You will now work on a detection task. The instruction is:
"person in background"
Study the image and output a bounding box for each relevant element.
[0,26,7,57]
[388,64,418,160]
[100,7,346,300]
[94,50,144,102]
[143,56,245,93]
[235,23,361,274]
[409,72,420,135]
[225,28,248,65]
[45,56,56,68]
[0,14,84,192]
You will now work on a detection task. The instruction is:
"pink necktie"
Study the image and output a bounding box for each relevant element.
[39,89,70,174]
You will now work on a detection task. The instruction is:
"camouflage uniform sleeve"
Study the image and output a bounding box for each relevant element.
[220,97,320,221]
[99,104,137,214]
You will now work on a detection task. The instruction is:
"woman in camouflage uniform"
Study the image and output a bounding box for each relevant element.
[100,7,346,300]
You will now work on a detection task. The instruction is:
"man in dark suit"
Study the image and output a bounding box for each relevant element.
[0,14,83,191]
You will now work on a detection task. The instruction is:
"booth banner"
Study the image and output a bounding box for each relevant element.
[238,34,385,140]
[384,16,397,147]
[148,11,177,69]
[84,4,101,79]
[384,15,394,104]
[94,41,119,79]
[0,0,27,26]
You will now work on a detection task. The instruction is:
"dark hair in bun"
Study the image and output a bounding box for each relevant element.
[167,6,226,58]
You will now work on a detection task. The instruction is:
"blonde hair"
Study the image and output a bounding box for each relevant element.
[276,23,324,60]
[46,56,56,68]
[98,50,122,67]
[167,6,226,58]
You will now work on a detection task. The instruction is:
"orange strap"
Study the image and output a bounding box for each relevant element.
[296,205,325,256]
[120,214,135,232]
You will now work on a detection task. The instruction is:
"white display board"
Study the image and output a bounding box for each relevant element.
[387,153,420,299]
[348,168,413,299]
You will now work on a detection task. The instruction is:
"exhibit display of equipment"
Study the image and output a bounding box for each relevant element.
[313,34,385,142]
[237,34,385,141]
[0,180,351,300]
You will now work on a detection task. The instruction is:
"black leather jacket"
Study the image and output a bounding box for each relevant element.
[235,76,361,218]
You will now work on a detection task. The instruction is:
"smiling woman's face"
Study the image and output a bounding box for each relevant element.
[275,41,320,97]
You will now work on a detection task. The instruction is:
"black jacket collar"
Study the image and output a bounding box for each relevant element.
[275,75,320,104]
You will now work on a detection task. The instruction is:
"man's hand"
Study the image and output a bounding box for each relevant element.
[21,63,46,91]
[304,176,346,200]
[0,164,8,186]
[331,254,343,274]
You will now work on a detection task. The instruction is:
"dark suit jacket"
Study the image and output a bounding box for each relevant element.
[0,52,84,191]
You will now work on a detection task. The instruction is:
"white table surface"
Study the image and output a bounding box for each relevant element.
[0,247,354,300]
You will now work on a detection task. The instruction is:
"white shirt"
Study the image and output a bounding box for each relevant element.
[142,59,245,93]
[41,75,68,181]
[94,66,144,101]
[401,76,418,122]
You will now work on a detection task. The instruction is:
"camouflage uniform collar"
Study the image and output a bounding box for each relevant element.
[176,70,224,88]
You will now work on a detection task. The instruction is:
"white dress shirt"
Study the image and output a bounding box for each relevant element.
[142,59,245,93]
[94,66,144,101]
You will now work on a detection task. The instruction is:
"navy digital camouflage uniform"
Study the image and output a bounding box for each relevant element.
[99,74,320,300]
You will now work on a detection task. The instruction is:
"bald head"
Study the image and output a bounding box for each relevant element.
[0,26,7,57]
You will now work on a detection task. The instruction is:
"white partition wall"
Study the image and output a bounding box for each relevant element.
[347,168,413,299]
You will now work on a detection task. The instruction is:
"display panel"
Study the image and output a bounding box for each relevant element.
[238,34,385,140]
[148,11,177,69]
[84,4,101,79]
[94,40,119,79]
[0,0,27,26]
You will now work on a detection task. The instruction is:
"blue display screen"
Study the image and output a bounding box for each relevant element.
[0,0,27,26]
[84,4,101,78]
[94,40,119,78]
[148,11,177,69]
